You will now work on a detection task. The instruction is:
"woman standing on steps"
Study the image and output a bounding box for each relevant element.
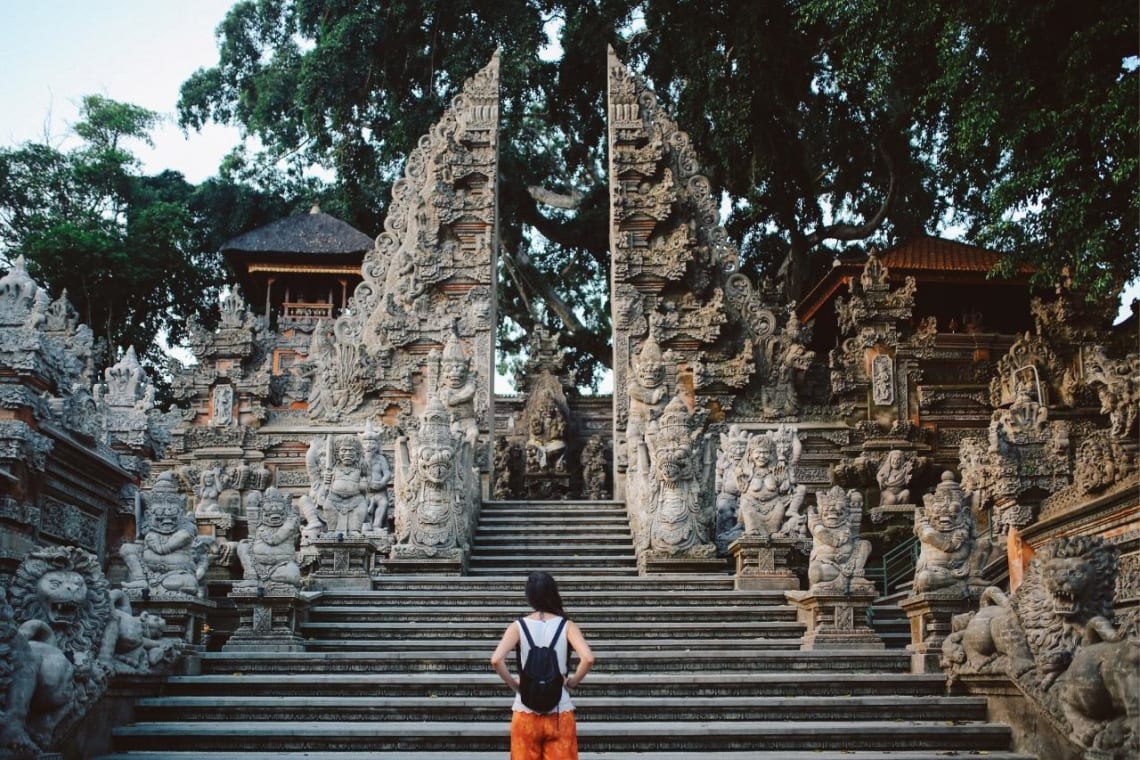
[491,571,596,760]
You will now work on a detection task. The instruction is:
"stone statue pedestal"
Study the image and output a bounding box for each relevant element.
[785,588,884,651]
[308,535,380,589]
[899,590,973,673]
[379,545,466,575]
[638,547,725,575]
[123,591,216,649]
[730,534,800,590]
[223,585,312,652]
[524,472,571,500]
[869,502,916,524]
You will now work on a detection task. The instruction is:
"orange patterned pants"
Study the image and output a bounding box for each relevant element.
[510,709,579,760]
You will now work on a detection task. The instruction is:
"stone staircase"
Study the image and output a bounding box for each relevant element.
[96,499,1034,759]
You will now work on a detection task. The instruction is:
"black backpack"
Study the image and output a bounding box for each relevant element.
[517,616,568,713]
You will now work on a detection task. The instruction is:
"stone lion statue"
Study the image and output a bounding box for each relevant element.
[7,545,117,750]
[1054,631,1139,758]
[0,586,41,758]
[109,590,180,675]
[942,535,1119,693]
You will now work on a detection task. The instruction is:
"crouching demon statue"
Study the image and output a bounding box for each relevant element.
[942,535,1138,759]
[236,487,302,590]
[121,471,211,598]
[807,486,874,594]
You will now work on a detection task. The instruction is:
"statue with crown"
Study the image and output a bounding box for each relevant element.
[391,393,477,567]
[631,394,720,573]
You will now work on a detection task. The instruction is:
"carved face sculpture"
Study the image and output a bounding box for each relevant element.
[361,436,379,459]
[36,569,87,626]
[1042,556,1096,617]
[926,494,966,533]
[786,344,815,371]
[888,450,904,469]
[418,446,454,484]
[726,439,747,462]
[749,440,771,470]
[140,611,166,638]
[443,359,469,389]
[656,437,695,485]
[636,356,665,388]
[261,500,289,528]
[337,439,361,467]
[819,494,848,529]
[149,501,184,535]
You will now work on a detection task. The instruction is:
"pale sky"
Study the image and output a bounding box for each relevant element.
[0,0,240,183]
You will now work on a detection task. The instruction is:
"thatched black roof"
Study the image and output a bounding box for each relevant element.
[221,206,374,257]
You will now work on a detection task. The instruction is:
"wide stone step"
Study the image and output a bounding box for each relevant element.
[300,620,800,639]
[366,574,738,592]
[469,544,634,556]
[158,672,955,699]
[480,499,626,512]
[197,649,911,675]
[301,604,786,623]
[111,719,1015,753]
[302,635,801,651]
[133,694,990,723]
[478,514,630,526]
[313,589,788,607]
[468,566,641,576]
[97,751,1038,760]
[466,555,637,568]
[474,534,634,546]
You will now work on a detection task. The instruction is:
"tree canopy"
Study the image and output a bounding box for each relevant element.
[169,0,1133,388]
[0,95,290,381]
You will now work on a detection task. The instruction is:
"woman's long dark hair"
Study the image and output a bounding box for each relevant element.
[525,571,566,617]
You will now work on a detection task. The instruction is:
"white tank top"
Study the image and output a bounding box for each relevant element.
[513,615,574,713]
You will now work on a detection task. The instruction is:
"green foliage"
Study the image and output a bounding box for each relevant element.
[0,95,287,383]
[178,0,1138,387]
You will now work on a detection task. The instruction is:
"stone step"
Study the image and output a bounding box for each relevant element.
[366,574,738,592]
[197,649,911,675]
[133,694,990,723]
[158,672,955,699]
[474,534,634,546]
[300,620,800,640]
[111,719,1015,753]
[467,566,642,576]
[302,635,801,651]
[469,543,634,556]
[301,604,787,623]
[98,752,1038,760]
[313,589,788,607]
[466,555,637,568]
[481,499,625,511]
[478,514,631,526]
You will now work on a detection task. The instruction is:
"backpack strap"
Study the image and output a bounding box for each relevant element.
[550,617,568,649]
[517,617,537,648]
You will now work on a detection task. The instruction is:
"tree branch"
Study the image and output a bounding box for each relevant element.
[527,184,584,210]
[804,137,898,247]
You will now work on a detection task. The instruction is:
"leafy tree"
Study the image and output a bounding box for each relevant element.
[0,95,288,381]
[178,1,1137,388]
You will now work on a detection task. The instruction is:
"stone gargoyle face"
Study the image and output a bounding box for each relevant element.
[418,446,454,484]
[820,499,848,529]
[1042,556,1096,618]
[927,500,965,533]
[262,505,288,528]
[150,504,183,535]
[636,359,665,388]
[657,441,695,483]
[443,360,469,388]
[36,569,87,626]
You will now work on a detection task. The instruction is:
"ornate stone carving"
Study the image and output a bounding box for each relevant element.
[108,590,181,675]
[807,486,874,594]
[871,354,894,405]
[942,536,1136,757]
[359,420,392,533]
[121,472,210,598]
[913,472,991,596]
[392,396,477,559]
[580,435,610,500]
[629,395,716,566]
[236,487,301,591]
[876,449,914,507]
[1083,344,1139,440]
[714,425,750,553]
[1075,431,1132,494]
[314,53,499,436]
[307,434,373,536]
[737,426,808,540]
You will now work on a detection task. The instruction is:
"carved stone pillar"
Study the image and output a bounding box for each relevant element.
[730,534,800,591]
[785,588,884,651]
